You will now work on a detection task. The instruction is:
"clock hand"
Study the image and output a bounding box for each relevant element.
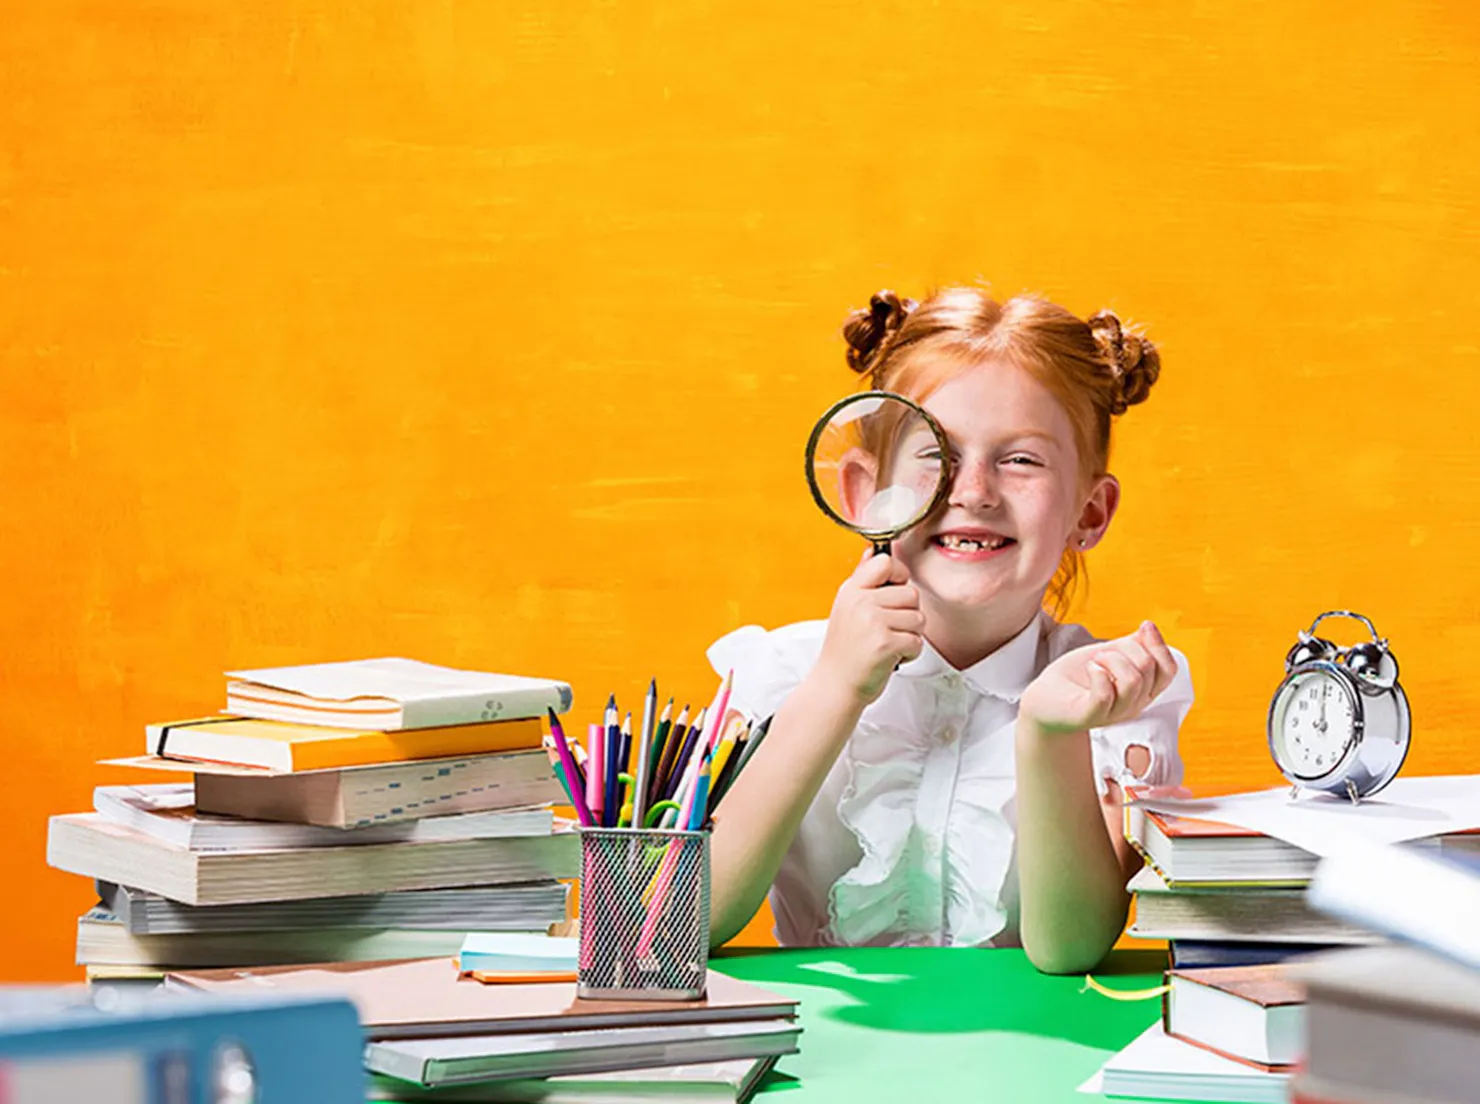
[1316,681,1329,734]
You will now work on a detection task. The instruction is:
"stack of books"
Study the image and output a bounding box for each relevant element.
[47,658,581,981]
[167,956,801,1100]
[1293,843,1480,1104]
[1122,788,1480,968]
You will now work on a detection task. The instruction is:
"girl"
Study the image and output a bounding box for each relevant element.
[706,286,1193,973]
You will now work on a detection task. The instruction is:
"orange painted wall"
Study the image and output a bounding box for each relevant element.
[5,1,1480,981]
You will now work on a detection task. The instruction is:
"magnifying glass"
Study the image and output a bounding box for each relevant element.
[804,390,953,555]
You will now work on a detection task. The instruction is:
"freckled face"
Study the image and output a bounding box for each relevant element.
[892,358,1086,625]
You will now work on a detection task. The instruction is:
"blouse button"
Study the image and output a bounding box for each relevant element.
[939,725,958,745]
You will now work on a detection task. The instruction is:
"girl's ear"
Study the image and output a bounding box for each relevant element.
[837,448,880,527]
[1074,474,1120,551]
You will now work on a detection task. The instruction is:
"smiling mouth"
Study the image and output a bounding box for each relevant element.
[934,534,1014,552]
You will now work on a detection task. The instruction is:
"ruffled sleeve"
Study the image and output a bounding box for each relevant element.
[1088,645,1193,797]
[705,621,827,723]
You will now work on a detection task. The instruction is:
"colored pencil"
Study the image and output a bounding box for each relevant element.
[546,708,593,826]
[653,703,689,797]
[586,721,605,828]
[631,679,658,830]
[602,695,620,828]
[660,707,704,803]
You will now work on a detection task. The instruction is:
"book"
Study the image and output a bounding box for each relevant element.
[456,933,579,979]
[48,814,580,906]
[93,783,556,851]
[1169,940,1343,970]
[145,714,543,772]
[1295,944,1480,1104]
[76,905,474,968]
[101,750,564,829]
[1163,963,1304,1071]
[366,1019,800,1088]
[1124,800,1480,887]
[1127,865,1379,944]
[1093,1021,1289,1102]
[97,880,571,936]
[1306,843,1480,971]
[167,958,799,1040]
[225,658,573,730]
[364,1055,780,1104]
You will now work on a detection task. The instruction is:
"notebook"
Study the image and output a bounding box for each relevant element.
[166,958,799,1040]
[456,933,579,979]
[225,658,573,730]
[144,714,543,772]
[366,1019,800,1087]
[47,814,579,906]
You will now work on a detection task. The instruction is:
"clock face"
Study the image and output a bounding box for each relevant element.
[1269,668,1359,780]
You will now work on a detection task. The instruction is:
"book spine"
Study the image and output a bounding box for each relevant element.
[400,684,573,730]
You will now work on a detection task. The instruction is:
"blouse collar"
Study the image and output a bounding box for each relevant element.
[896,610,1046,703]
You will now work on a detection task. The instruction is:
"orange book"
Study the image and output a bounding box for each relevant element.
[144,715,543,772]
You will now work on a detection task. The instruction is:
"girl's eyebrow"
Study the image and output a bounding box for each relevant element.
[944,428,1061,449]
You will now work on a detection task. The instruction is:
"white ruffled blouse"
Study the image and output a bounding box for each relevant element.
[707,611,1193,949]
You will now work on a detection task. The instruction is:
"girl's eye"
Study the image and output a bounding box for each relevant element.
[1002,455,1042,467]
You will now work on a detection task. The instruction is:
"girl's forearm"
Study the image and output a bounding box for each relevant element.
[706,672,865,947]
[1013,717,1130,974]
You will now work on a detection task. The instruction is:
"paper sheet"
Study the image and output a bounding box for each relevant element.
[1132,775,1480,857]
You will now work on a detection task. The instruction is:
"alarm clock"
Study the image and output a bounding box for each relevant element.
[1267,610,1410,803]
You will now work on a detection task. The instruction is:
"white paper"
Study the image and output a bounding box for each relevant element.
[1131,775,1480,858]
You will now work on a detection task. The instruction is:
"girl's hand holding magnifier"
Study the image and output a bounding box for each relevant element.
[803,390,950,706]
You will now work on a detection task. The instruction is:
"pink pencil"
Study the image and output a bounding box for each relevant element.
[587,722,605,827]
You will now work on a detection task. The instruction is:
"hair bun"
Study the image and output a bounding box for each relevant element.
[1089,309,1161,414]
[843,290,917,377]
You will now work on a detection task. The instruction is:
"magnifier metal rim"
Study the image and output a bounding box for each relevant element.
[804,389,953,541]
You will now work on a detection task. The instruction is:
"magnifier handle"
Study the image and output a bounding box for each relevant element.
[870,540,892,557]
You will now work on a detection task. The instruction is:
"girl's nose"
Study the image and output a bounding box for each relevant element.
[948,457,999,510]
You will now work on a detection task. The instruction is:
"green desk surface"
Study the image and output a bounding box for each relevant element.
[369,947,1167,1103]
[711,946,1166,1104]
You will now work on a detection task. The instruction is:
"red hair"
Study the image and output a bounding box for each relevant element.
[842,287,1162,617]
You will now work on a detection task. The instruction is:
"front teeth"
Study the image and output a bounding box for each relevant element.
[939,535,1009,552]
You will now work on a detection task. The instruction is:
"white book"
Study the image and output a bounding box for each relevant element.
[1306,842,1480,971]
[226,658,573,730]
[366,1020,801,1088]
[1127,864,1379,944]
[93,783,556,851]
[97,880,571,936]
[76,906,479,968]
[364,1055,779,1104]
[1084,1022,1288,1102]
[48,814,580,906]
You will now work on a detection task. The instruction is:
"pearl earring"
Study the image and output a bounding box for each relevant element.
[1078,537,1088,549]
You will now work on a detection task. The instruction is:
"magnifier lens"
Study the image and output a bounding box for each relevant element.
[805,392,950,541]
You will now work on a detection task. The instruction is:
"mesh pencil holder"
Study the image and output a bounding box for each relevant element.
[577,827,711,1001]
